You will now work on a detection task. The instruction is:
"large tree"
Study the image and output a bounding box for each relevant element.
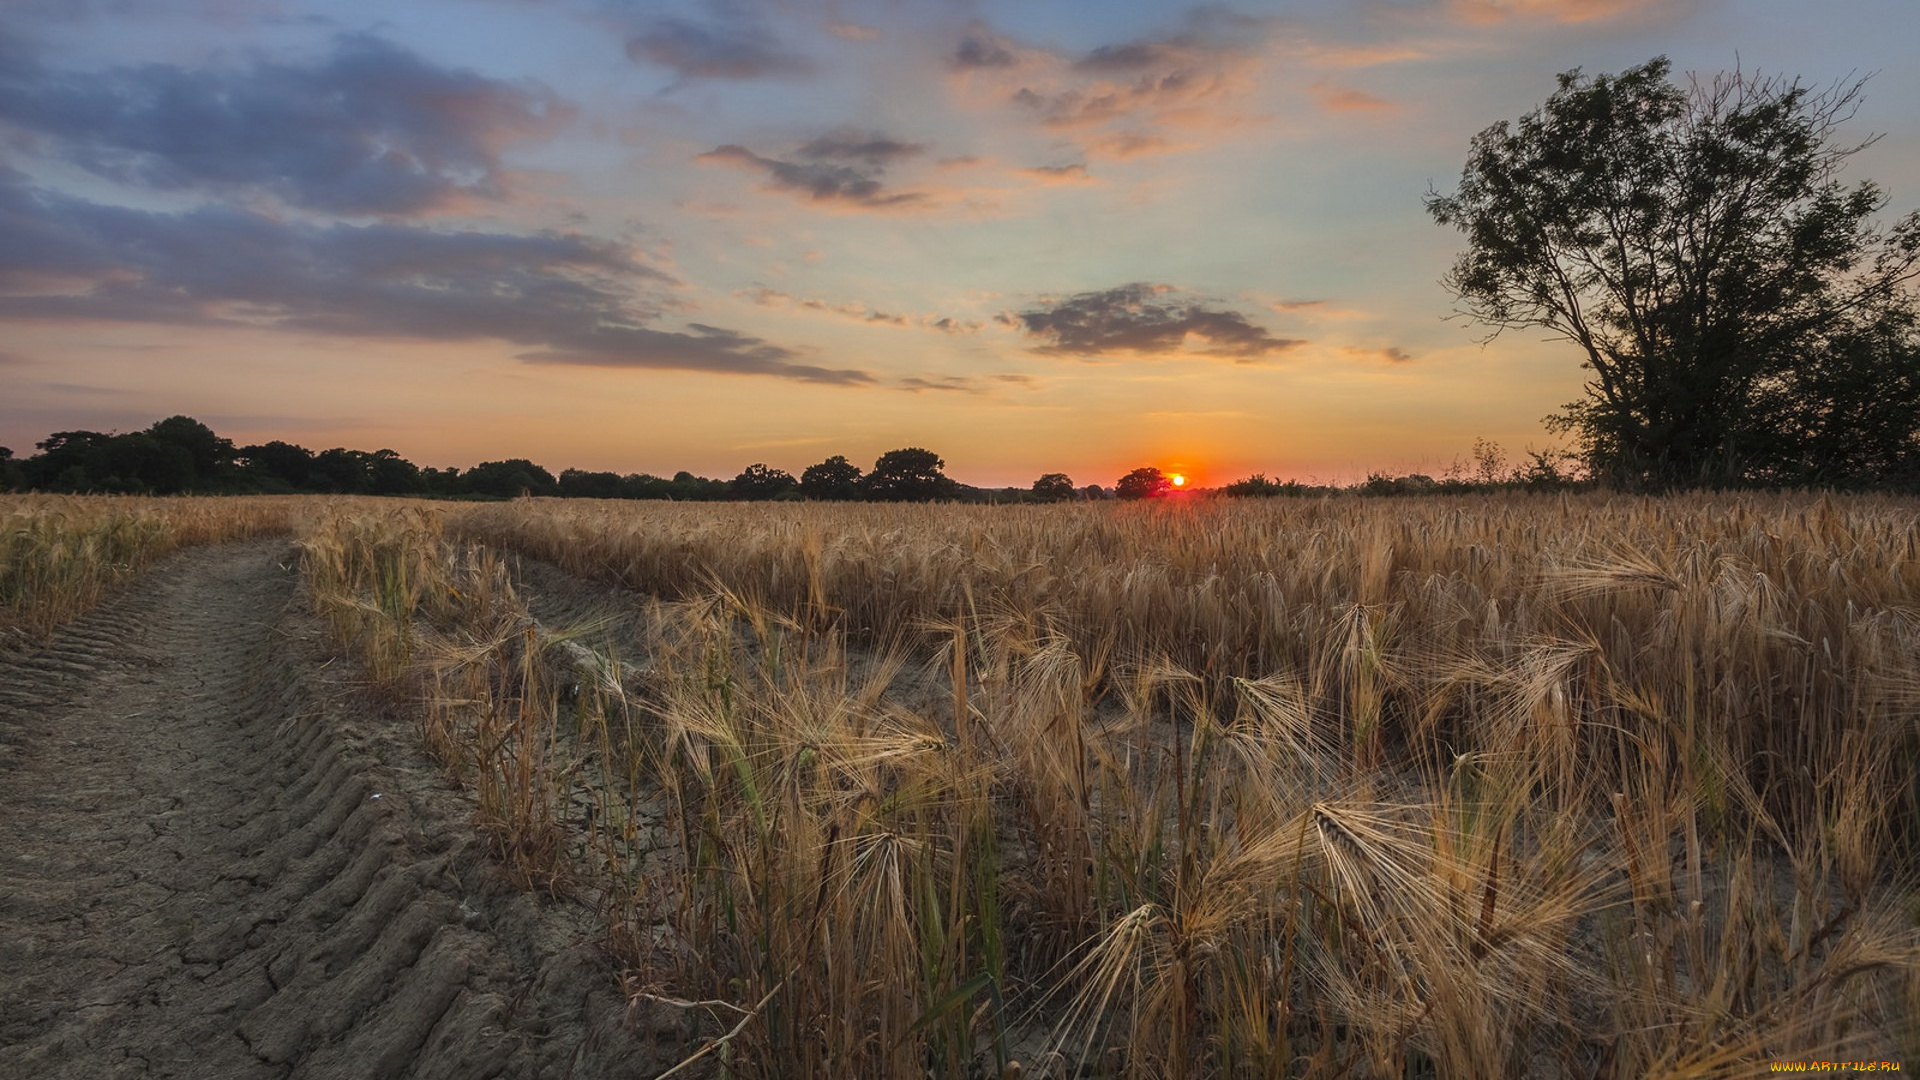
[799,455,864,501]
[1427,57,1920,489]
[1115,467,1170,500]
[865,448,955,502]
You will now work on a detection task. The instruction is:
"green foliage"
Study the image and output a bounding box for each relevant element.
[1428,57,1920,490]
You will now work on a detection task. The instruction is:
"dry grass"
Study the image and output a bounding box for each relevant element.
[432,492,1920,1078]
[0,493,296,642]
[15,491,1915,1077]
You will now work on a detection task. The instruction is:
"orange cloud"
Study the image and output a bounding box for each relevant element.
[1020,163,1096,185]
[1310,82,1398,113]
[1443,0,1669,24]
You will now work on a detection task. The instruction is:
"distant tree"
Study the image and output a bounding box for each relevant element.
[732,462,798,501]
[800,455,865,500]
[26,430,114,490]
[865,448,956,502]
[420,466,464,497]
[1080,484,1108,500]
[1427,57,1920,489]
[667,470,729,501]
[310,448,371,493]
[146,416,234,486]
[90,433,194,494]
[366,449,425,495]
[620,473,673,500]
[1031,472,1076,502]
[559,468,624,499]
[465,459,558,498]
[1223,473,1294,497]
[240,440,315,488]
[0,447,18,492]
[1116,467,1170,500]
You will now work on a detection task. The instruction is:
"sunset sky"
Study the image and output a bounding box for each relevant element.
[3,0,1917,487]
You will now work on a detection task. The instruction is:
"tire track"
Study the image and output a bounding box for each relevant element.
[0,540,682,1079]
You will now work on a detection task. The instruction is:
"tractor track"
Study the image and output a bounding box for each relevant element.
[0,540,683,1079]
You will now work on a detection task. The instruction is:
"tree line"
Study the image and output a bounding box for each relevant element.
[0,417,1110,502]
[0,416,1595,503]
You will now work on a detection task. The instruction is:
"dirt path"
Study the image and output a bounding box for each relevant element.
[0,541,680,1079]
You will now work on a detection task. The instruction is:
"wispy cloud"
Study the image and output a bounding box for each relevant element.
[826,22,879,43]
[739,287,983,333]
[625,16,811,81]
[947,12,1272,158]
[696,128,932,210]
[1015,284,1303,362]
[1310,82,1398,113]
[1020,163,1095,185]
[0,168,867,385]
[898,372,1036,394]
[0,33,572,216]
[1440,0,1671,26]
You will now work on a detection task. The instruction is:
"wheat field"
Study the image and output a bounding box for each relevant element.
[8,491,1918,1078]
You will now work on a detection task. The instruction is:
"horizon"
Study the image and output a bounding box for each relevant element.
[3,1,1917,487]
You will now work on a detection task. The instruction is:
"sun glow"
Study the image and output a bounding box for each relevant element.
[1170,473,1187,487]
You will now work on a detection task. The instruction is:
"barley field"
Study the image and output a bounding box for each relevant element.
[5,491,1918,1079]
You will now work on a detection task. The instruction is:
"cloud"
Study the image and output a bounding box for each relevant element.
[826,22,880,43]
[0,349,31,366]
[1016,284,1303,362]
[739,287,982,333]
[1345,345,1416,364]
[1086,133,1180,160]
[951,27,1020,70]
[696,131,931,210]
[1021,163,1095,185]
[795,130,927,165]
[1441,0,1668,25]
[897,372,1036,394]
[0,34,572,216]
[1310,83,1397,113]
[951,14,1268,150]
[0,168,868,385]
[625,17,811,80]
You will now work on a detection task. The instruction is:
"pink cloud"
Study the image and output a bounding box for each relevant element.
[1310,82,1398,113]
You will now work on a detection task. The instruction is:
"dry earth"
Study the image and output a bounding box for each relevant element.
[0,540,685,1079]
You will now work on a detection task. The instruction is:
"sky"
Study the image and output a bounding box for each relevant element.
[2,0,1917,488]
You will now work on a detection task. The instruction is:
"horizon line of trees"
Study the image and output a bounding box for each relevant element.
[0,416,1659,506]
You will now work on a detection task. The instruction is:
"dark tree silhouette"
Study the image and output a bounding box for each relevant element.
[240,441,315,488]
[1116,467,1170,500]
[559,468,624,499]
[366,449,425,495]
[865,448,955,502]
[800,455,865,500]
[91,433,194,493]
[1428,57,1920,489]
[146,416,235,485]
[466,459,559,498]
[732,463,797,500]
[1031,472,1076,501]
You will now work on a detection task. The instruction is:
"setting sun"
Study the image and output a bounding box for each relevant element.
[1170,474,1187,487]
